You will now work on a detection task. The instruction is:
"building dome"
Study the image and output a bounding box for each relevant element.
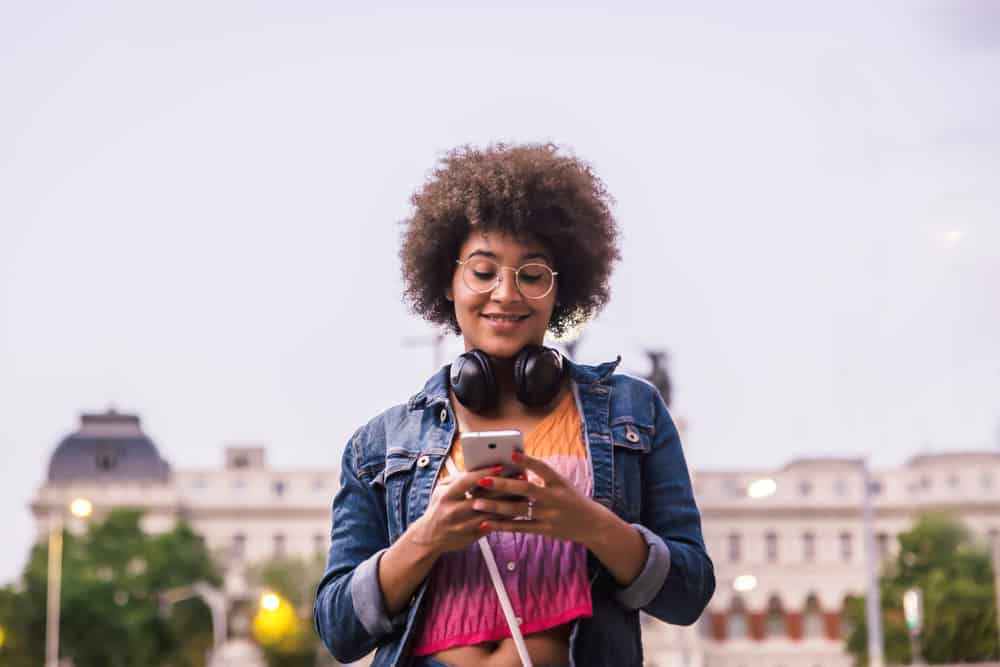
[47,409,171,483]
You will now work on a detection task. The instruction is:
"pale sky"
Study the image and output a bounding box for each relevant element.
[1,1,998,584]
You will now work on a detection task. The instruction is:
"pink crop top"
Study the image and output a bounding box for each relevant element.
[411,390,594,656]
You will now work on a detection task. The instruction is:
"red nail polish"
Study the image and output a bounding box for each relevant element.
[518,473,528,480]
[480,521,491,531]
[491,465,505,474]
[512,452,523,463]
[478,478,494,488]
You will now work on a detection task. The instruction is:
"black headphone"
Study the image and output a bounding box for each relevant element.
[449,345,566,414]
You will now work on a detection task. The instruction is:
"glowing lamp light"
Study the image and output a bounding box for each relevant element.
[733,575,758,592]
[253,591,297,647]
[260,592,281,612]
[747,478,777,499]
[69,498,93,518]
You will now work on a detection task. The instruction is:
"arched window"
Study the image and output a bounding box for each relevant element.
[766,532,779,563]
[728,533,742,562]
[839,532,853,562]
[802,532,816,562]
[232,533,246,560]
[765,595,786,638]
[802,594,824,638]
[728,597,749,640]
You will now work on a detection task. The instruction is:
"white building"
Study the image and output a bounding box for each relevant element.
[30,409,1000,666]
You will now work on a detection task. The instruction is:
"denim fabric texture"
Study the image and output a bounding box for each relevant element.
[314,357,716,667]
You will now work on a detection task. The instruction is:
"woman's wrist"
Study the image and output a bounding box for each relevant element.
[398,516,445,563]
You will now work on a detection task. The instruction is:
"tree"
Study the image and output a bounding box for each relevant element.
[845,513,999,665]
[0,509,221,667]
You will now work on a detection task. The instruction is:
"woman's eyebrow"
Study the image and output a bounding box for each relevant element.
[465,249,552,264]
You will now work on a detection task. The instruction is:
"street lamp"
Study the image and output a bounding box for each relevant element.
[46,496,93,667]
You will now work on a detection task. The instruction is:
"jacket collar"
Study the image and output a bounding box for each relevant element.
[407,354,622,411]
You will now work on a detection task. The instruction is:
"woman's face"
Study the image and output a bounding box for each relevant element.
[447,230,557,359]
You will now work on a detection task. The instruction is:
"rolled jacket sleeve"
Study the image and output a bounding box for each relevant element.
[350,548,408,636]
[614,524,672,610]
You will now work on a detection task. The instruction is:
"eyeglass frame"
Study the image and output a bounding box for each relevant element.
[454,258,559,299]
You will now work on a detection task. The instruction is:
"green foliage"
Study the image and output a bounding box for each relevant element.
[845,513,999,665]
[0,509,221,667]
[251,554,332,667]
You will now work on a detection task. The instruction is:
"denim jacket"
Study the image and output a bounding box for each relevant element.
[314,357,715,667]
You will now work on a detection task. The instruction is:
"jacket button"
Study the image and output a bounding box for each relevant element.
[417,456,430,468]
[625,426,640,443]
[439,408,448,423]
[506,561,516,572]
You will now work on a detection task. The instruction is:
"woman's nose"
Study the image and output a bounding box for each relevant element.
[491,269,523,303]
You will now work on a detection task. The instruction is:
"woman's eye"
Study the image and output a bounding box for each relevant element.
[519,272,543,283]
[473,270,497,280]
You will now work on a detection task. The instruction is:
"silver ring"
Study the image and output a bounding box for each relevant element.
[526,498,535,521]
[464,490,475,500]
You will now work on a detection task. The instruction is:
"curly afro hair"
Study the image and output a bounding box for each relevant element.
[400,143,621,338]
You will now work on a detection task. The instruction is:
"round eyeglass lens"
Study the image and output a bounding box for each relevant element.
[515,263,555,299]
[462,257,501,293]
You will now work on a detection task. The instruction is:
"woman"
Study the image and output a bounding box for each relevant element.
[314,144,714,667]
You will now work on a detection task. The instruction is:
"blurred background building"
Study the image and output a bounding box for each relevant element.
[29,407,1000,667]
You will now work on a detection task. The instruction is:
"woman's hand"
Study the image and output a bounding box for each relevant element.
[472,453,650,587]
[406,465,505,556]
[468,453,602,544]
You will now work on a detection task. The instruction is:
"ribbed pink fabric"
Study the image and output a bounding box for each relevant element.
[411,391,593,656]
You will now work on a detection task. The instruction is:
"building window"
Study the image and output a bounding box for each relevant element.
[765,596,785,638]
[232,454,250,468]
[232,533,247,560]
[981,473,993,491]
[766,532,779,563]
[798,480,813,497]
[920,476,932,490]
[273,534,286,559]
[312,478,326,491]
[947,474,960,490]
[877,532,890,559]
[803,594,824,638]
[728,598,748,639]
[273,480,287,497]
[839,532,853,562]
[833,479,848,496]
[869,479,883,495]
[728,533,741,562]
[314,533,327,555]
[96,445,118,472]
[803,532,816,562]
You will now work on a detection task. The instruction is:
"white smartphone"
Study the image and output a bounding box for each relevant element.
[460,429,525,479]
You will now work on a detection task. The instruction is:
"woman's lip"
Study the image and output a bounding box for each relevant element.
[481,314,529,331]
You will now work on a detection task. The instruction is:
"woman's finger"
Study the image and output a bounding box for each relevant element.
[443,465,506,501]
[471,497,532,518]
[477,476,542,500]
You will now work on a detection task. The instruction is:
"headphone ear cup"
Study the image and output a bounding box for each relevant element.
[450,350,498,413]
[514,345,565,407]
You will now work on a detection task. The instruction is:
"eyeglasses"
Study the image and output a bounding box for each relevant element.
[455,257,558,299]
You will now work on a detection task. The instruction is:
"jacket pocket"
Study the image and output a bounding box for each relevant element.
[609,417,653,521]
[373,449,417,542]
